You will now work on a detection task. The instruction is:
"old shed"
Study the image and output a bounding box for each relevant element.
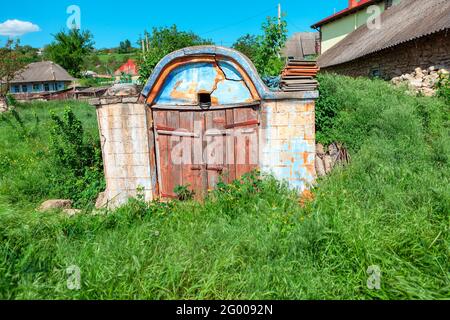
[91,46,318,208]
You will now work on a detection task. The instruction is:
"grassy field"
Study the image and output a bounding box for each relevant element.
[0,75,448,299]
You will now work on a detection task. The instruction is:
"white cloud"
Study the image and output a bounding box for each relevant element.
[0,19,40,37]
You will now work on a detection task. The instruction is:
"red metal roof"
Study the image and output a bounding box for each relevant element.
[114,59,139,76]
[311,0,380,29]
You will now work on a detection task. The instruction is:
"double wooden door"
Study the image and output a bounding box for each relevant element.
[153,106,260,199]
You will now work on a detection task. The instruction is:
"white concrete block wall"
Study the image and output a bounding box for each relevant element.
[96,102,154,208]
[260,100,316,192]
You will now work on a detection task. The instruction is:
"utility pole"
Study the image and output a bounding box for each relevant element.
[278,3,282,26]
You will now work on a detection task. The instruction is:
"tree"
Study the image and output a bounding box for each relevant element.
[253,15,288,77]
[232,34,259,61]
[44,29,94,78]
[232,15,288,77]
[118,39,132,54]
[138,25,213,83]
[0,40,27,98]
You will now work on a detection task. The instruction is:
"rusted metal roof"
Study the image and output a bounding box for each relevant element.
[281,32,319,59]
[114,59,139,76]
[10,61,75,84]
[311,0,379,29]
[318,0,450,68]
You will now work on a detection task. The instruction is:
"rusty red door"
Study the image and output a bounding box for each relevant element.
[153,106,259,199]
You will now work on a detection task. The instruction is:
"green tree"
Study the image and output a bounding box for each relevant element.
[118,39,133,54]
[253,15,288,77]
[44,29,95,78]
[138,25,213,83]
[0,40,27,98]
[232,34,259,61]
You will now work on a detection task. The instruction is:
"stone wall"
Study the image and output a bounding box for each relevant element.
[260,99,316,192]
[322,30,450,80]
[92,96,155,209]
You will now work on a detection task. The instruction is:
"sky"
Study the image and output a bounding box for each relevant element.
[0,0,345,49]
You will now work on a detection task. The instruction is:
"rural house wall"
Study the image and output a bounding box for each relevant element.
[322,31,450,79]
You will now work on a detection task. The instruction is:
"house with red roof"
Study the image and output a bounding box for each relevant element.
[114,59,138,76]
[311,0,402,54]
[114,59,139,83]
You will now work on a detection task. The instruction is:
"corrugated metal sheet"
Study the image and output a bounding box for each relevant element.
[11,61,75,83]
[318,0,450,68]
[282,32,319,59]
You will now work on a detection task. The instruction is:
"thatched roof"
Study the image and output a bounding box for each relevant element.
[318,0,450,68]
[10,61,75,84]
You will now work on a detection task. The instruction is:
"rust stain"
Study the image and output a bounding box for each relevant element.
[303,152,309,165]
[170,81,198,100]
[146,56,261,105]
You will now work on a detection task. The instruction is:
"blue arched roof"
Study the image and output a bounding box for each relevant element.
[141,46,319,101]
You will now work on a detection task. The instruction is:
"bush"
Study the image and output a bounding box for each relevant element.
[0,101,104,208]
[48,108,105,208]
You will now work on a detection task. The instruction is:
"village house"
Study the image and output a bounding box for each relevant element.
[316,0,450,79]
[9,61,75,95]
[312,0,402,54]
[114,59,139,83]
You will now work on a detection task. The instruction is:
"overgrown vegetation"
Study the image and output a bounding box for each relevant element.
[0,75,448,299]
[0,101,104,208]
[232,15,288,77]
[44,29,95,78]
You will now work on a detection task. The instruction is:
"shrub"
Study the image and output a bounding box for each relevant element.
[48,107,105,207]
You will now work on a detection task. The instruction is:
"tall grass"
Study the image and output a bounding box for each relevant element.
[0,75,448,299]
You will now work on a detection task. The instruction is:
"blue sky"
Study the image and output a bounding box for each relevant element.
[0,0,344,49]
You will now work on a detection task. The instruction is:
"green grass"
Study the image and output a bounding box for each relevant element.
[0,75,449,299]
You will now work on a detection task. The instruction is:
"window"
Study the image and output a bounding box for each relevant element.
[22,85,28,93]
[44,83,50,92]
[198,92,212,108]
[33,84,40,92]
[369,68,382,78]
[13,85,20,93]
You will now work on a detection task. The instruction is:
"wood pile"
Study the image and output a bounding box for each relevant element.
[280,59,319,92]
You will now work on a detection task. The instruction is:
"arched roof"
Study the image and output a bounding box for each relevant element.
[141,46,271,100]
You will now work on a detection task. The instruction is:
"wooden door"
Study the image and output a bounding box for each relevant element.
[153,106,259,199]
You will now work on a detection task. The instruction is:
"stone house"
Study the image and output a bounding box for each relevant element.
[317,0,450,79]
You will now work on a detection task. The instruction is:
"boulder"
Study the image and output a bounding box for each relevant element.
[421,87,435,97]
[414,67,424,79]
[95,191,108,209]
[324,155,333,174]
[316,143,325,155]
[105,84,139,97]
[315,157,326,177]
[39,199,73,212]
[0,98,8,113]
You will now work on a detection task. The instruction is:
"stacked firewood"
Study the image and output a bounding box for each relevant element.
[280,59,319,91]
